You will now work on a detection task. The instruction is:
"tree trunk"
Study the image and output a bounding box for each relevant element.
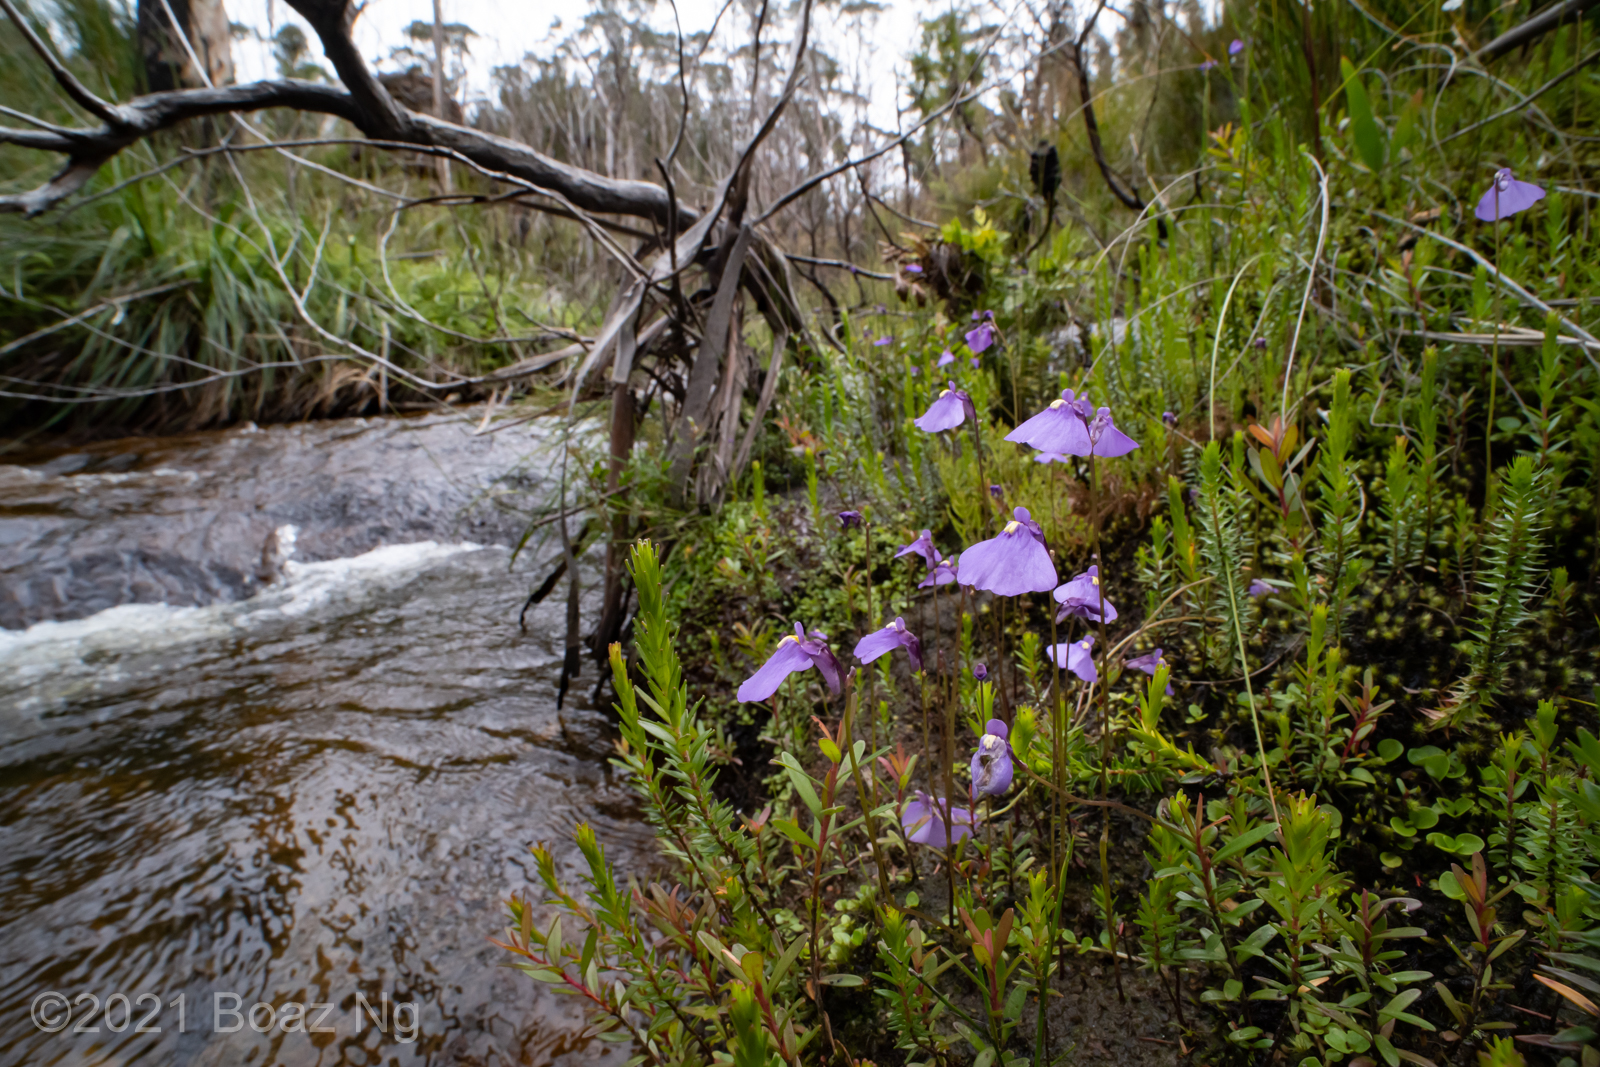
[137,0,233,91]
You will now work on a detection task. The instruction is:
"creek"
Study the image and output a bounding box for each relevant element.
[0,413,649,1066]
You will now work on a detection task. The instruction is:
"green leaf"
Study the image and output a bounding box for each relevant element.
[1378,738,1404,763]
[1392,88,1423,154]
[818,973,864,987]
[1214,821,1280,862]
[1341,56,1387,171]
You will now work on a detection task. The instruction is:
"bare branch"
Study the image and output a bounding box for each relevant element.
[1479,0,1600,61]
[0,0,124,124]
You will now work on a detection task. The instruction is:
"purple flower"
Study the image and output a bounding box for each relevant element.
[1049,634,1097,683]
[966,320,997,355]
[1126,648,1175,696]
[988,483,1005,501]
[837,510,863,529]
[737,623,845,701]
[909,364,921,376]
[937,349,955,367]
[1252,337,1267,350]
[1087,407,1141,457]
[1229,38,1244,55]
[895,529,938,567]
[918,552,958,588]
[970,718,1013,798]
[1247,578,1273,599]
[1475,168,1545,222]
[972,662,988,681]
[970,357,981,369]
[957,506,1059,595]
[905,264,923,274]
[914,382,977,433]
[1199,58,1217,72]
[1162,411,1178,428]
[854,616,923,670]
[902,791,977,846]
[1053,564,1119,624]
[874,335,894,347]
[1006,389,1093,456]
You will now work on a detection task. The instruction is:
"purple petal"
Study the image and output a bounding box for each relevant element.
[972,662,988,680]
[894,529,938,566]
[854,628,902,664]
[919,558,958,588]
[1034,451,1071,464]
[1229,38,1244,55]
[1475,169,1545,221]
[937,349,955,367]
[914,385,970,433]
[810,644,845,693]
[874,336,893,346]
[905,264,923,273]
[957,523,1058,596]
[965,323,995,354]
[1088,408,1141,457]
[970,729,1013,797]
[737,638,815,702]
[1005,393,1093,456]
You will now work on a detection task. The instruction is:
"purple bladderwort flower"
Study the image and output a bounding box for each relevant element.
[1006,388,1094,456]
[1162,411,1178,428]
[989,483,1005,501]
[1086,407,1141,457]
[1034,451,1071,465]
[1229,38,1244,55]
[970,357,981,369]
[854,616,923,670]
[875,304,888,314]
[918,552,958,588]
[895,528,938,567]
[957,506,1058,595]
[1049,633,1098,683]
[937,349,955,367]
[902,791,977,846]
[972,662,988,680]
[914,381,977,433]
[970,718,1013,798]
[1053,564,1119,624]
[1252,337,1268,350]
[910,364,921,376]
[905,264,923,274]
[1247,578,1274,599]
[1126,648,1175,696]
[737,623,845,701]
[1199,57,1217,72]
[1188,486,1200,503]
[874,335,894,347]
[1475,168,1546,222]
[837,510,863,529]
[966,322,996,355]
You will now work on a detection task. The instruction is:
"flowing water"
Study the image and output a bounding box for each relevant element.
[0,413,652,1067]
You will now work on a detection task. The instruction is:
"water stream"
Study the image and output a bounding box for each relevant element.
[0,413,650,1067]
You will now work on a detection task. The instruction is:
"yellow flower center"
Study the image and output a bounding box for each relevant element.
[1049,398,1065,409]
[780,634,798,645]
[939,389,952,398]
[1003,521,1020,533]
[1080,640,1092,650]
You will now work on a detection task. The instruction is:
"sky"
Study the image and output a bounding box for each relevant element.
[229,0,929,131]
